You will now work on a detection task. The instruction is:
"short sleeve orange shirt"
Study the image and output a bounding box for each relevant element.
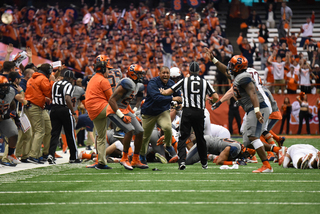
[85,73,112,120]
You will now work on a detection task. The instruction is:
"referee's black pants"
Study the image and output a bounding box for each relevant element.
[49,106,78,160]
[178,107,207,166]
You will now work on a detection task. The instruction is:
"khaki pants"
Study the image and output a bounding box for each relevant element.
[92,106,108,165]
[141,110,172,156]
[15,128,32,159]
[274,79,285,94]
[25,105,52,159]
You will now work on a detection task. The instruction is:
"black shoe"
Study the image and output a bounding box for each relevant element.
[178,162,186,170]
[20,158,31,163]
[202,163,208,169]
[28,157,44,164]
[47,155,56,164]
[95,163,112,170]
[69,159,82,164]
[86,146,92,150]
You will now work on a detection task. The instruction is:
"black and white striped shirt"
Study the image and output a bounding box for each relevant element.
[171,75,215,110]
[52,80,74,106]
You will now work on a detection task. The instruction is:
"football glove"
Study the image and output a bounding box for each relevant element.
[122,115,131,124]
[211,100,222,110]
[156,135,165,146]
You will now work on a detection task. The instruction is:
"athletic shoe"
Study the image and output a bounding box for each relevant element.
[247,156,258,163]
[113,130,125,139]
[28,157,44,164]
[155,153,168,164]
[202,163,208,169]
[278,146,287,166]
[279,136,286,147]
[0,159,17,167]
[178,162,186,170]
[86,163,97,168]
[252,165,273,173]
[267,152,275,162]
[95,163,112,170]
[139,154,147,165]
[86,145,92,150]
[69,159,82,164]
[20,158,31,163]
[131,159,149,169]
[47,155,56,164]
[169,155,179,163]
[8,154,21,164]
[55,153,62,158]
[236,159,247,166]
[300,153,313,169]
[120,159,133,170]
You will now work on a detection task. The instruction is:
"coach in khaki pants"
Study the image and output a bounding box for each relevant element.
[140,67,182,163]
[85,61,113,168]
[24,64,56,163]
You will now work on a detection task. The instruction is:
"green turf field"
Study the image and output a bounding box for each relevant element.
[1,138,320,214]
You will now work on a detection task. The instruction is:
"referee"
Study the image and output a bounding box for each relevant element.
[160,62,219,170]
[47,70,80,164]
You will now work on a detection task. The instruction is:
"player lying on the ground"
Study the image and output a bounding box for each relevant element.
[279,144,320,169]
[185,135,255,166]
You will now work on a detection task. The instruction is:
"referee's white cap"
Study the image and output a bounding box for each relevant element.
[189,61,200,73]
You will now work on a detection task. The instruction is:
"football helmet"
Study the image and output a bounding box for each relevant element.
[170,67,181,82]
[127,64,144,82]
[227,55,248,79]
[0,76,10,97]
[95,55,113,68]
[94,61,107,74]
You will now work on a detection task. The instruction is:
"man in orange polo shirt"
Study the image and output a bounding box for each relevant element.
[24,64,56,164]
[85,60,113,170]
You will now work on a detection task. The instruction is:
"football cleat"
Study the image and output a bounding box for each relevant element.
[8,154,21,164]
[267,152,275,162]
[169,155,179,163]
[252,165,273,173]
[202,163,208,169]
[120,159,133,170]
[55,153,62,158]
[131,159,149,169]
[247,156,258,163]
[155,153,168,164]
[300,153,313,169]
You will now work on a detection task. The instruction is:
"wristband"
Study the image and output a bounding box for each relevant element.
[116,109,124,118]
[254,107,260,113]
[212,57,218,64]
[19,90,24,93]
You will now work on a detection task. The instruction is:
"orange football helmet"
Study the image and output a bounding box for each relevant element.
[0,75,10,96]
[95,55,113,68]
[227,55,248,78]
[127,64,144,82]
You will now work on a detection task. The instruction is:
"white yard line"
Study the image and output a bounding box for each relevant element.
[3,179,320,184]
[0,190,320,194]
[1,202,320,206]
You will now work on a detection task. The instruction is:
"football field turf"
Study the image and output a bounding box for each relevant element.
[1,138,320,214]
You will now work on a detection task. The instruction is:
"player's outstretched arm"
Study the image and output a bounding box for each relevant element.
[204,47,231,79]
